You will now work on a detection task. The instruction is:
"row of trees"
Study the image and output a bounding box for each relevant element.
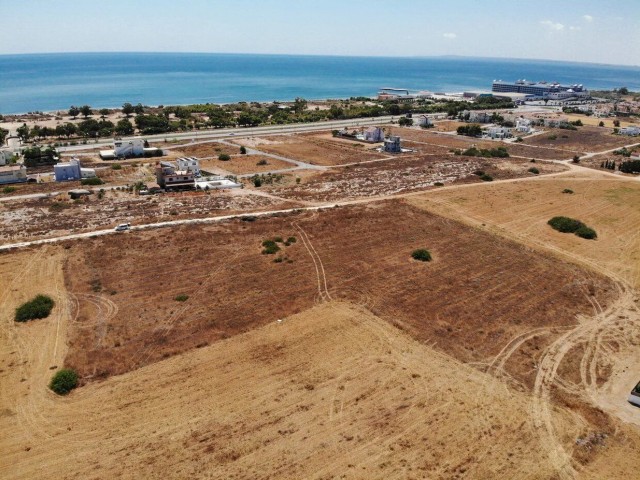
[15,119,135,141]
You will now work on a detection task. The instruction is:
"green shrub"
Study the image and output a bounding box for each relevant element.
[111,163,122,170]
[15,295,55,322]
[562,189,574,194]
[174,294,189,302]
[239,146,247,154]
[81,177,104,186]
[411,249,432,262]
[548,216,585,233]
[548,135,557,140]
[256,159,268,166]
[286,236,297,244]
[528,167,540,175]
[253,177,262,187]
[434,182,444,186]
[480,174,493,182]
[273,236,284,243]
[218,153,231,161]
[473,170,485,176]
[575,226,597,240]
[49,368,78,395]
[2,186,16,194]
[572,155,581,163]
[261,239,280,255]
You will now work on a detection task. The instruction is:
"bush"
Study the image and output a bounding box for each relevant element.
[253,177,262,187]
[218,153,231,161]
[575,226,597,240]
[239,146,247,154]
[528,167,540,174]
[286,236,297,244]
[434,182,444,186]
[49,368,78,395]
[548,216,585,233]
[81,177,104,186]
[262,239,280,255]
[480,174,493,182]
[174,294,189,302]
[2,186,16,194]
[473,170,485,176]
[15,295,55,322]
[411,249,432,262]
[572,155,581,163]
[256,159,268,166]
[111,163,122,170]
[562,188,574,194]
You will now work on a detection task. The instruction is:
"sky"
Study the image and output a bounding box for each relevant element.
[1,0,638,66]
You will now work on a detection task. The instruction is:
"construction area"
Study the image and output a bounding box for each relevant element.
[2,118,640,480]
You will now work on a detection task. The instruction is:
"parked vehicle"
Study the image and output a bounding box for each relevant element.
[629,381,640,407]
[114,223,131,232]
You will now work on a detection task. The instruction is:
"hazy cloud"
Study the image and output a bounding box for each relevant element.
[443,33,457,39]
[569,26,581,31]
[541,20,564,31]
[583,15,594,22]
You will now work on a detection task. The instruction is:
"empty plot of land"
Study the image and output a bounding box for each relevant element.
[200,155,295,175]
[62,201,614,387]
[232,134,388,166]
[0,299,605,480]
[407,172,640,288]
[170,141,235,158]
[523,126,635,153]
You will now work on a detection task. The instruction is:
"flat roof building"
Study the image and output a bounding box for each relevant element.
[492,80,588,99]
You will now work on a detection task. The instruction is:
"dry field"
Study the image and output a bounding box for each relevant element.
[407,171,640,288]
[267,156,565,202]
[522,126,635,153]
[60,201,614,387]
[170,141,237,159]
[0,189,297,242]
[232,134,389,166]
[200,155,295,175]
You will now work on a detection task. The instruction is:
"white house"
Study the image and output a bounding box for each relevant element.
[176,157,200,175]
[515,118,532,133]
[0,149,14,166]
[100,137,161,159]
[363,127,384,142]
[487,126,512,139]
[418,115,433,128]
[54,158,96,182]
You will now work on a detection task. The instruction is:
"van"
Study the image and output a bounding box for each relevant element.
[114,223,131,232]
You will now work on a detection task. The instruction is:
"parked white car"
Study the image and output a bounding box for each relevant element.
[114,223,131,232]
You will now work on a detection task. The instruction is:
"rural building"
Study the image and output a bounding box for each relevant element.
[487,126,512,139]
[155,162,194,190]
[0,164,27,184]
[383,136,402,153]
[515,118,532,133]
[618,126,640,136]
[176,157,201,175]
[100,137,162,159]
[461,111,492,123]
[363,127,384,142]
[54,158,96,182]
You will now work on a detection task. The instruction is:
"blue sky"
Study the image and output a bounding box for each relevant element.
[1,0,638,66]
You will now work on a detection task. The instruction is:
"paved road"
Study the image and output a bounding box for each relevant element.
[56,116,397,153]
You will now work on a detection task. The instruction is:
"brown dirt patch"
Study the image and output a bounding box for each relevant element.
[523,126,635,153]
[62,200,615,385]
[201,155,295,175]
[233,134,389,166]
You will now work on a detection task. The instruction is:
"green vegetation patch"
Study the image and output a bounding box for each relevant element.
[15,294,55,322]
[261,239,281,255]
[548,216,597,240]
[528,167,540,175]
[562,189,574,194]
[411,249,432,262]
[81,177,104,186]
[174,294,189,302]
[49,368,78,395]
[480,174,493,182]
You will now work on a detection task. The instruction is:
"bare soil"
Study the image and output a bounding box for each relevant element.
[523,126,635,153]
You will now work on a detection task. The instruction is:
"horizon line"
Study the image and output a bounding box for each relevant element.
[0,51,638,69]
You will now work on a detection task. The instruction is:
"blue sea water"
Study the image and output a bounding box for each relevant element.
[1,52,639,114]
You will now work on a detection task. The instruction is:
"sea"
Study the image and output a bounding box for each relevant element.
[1,52,639,115]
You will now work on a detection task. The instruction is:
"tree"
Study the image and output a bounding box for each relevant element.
[613,119,620,127]
[68,106,80,119]
[16,123,30,142]
[293,97,307,115]
[398,117,413,127]
[115,118,134,136]
[134,103,145,115]
[618,87,629,95]
[239,146,247,155]
[49,369,78,395]
[99,108,110,119]
[122,102,134,117]
[0,127,8,145]
[598,121,605,127]
[80,105,93,118]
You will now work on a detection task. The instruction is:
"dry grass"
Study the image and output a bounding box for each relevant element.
[200,155,295,175]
